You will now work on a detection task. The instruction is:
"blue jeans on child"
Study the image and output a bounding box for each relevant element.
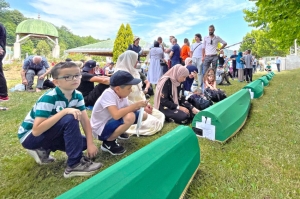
[98,111,140,141]
[22,115,87,167]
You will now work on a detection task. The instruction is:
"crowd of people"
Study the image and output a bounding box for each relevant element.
[0,22,281,178]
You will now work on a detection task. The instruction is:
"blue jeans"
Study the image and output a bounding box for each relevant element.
[22,115,87,167]
[98,111,139,141]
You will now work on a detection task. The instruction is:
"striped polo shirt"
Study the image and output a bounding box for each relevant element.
[18,87,86,143]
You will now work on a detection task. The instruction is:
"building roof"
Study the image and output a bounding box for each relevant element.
[16,19,59,38]
[65,39,152,56]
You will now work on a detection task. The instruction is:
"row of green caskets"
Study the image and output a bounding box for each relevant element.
[192,71,275,142]
[56,72,274,199]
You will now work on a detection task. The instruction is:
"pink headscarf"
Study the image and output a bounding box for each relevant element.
[154,64,189,109]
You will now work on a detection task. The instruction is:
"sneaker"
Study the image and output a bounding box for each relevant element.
[0,96,9,102]
[118,133,130,140]
[101,140,126,155]
[64,156,103,178]
[26,148,56,165]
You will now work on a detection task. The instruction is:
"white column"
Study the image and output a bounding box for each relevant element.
[13,42,21,59]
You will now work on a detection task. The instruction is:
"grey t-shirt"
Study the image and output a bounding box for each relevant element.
[243,54,253,69]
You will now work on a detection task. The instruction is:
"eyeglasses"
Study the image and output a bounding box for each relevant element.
[210,39,213,45]
[56,74,82,81]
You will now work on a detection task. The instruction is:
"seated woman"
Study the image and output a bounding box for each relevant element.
[114,51,165,136]
[77,60,109,107]
[154,64,199,124]
[183,57,198,95]
[203,68,226,102]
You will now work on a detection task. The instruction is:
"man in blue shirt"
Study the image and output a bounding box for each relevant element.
[21,55,50,92]
[169,38,181,67]
[275,56,281,72]
[127,36,142,62]
[230,50,238,78]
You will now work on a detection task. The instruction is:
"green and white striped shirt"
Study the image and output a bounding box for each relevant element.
[18,87,86,143]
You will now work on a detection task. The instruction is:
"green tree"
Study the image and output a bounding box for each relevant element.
[125,23,134,46]
[3,22,16,45]
[21,39,34,58]
[239,30,288,57]
[112,24,127,62]
[36,40,51,57]
[243,0,300,49]
[0,0,9,11]
[9,10,26,25]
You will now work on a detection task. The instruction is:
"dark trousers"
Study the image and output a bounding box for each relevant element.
[84,84,109,106]
[0,57,8,97]
[232,65,237,78]
[22,115,87,167]
[244,68,253,82]
[277,64,280,72]
[160,101,194,124]
[203,55,218,73]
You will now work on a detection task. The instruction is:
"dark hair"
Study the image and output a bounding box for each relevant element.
[51,62,79,79]
[65,58,72,62]
[209,25,215,30]
[195,33,202,41]
[173,38,177,43]
[184,38,189,43]
[157,36,162,41]
[154,41,160,47]
[248,49,251,53]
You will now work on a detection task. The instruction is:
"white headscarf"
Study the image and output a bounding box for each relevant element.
[115,51,145,101]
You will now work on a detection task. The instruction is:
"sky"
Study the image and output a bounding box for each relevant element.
[7,0,256,50]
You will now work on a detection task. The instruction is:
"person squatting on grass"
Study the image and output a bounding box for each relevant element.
[18,61,102,178]
[90,70,148,156]
[154,65,199,124]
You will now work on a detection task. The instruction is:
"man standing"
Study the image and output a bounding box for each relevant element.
[128,36,142,62]
[21,55,50,92]
[244,50,253,83]
[0,23,8,101]
[230,50,238,78]
[252,56,257,74]
[169,38,181,67]
[276,56,281,72]
[190,33,203,84]
[202,25,227,72]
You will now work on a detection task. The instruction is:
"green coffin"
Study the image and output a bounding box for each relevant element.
[263,74,272,80]
[270,71,275,76]
[243,80,264,99]
[191,89,251,142]
[258,76,269,87]
[56,126,200,199]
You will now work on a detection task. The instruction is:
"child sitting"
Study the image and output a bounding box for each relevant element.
[265,62,272,72]
[18,61,102,178]
[91,70,148,155]
[185,71,212,111]
[203,68,227,102]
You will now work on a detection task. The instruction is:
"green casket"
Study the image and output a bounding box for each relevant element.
[258,76,269,87]
[57,126,200,199]
[243,80,264,99]
[192,89,251,142]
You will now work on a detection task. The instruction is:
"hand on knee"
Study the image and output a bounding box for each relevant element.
[123,112,136,125]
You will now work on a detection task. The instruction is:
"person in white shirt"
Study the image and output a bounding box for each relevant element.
[190,33,204,86]
[202,25,227,73]
[276,56,281,72]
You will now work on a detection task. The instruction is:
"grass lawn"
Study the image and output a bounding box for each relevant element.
[1,66,300,199]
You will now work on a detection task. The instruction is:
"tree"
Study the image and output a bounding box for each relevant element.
[36,40,51,57]
[21,39,34,58]
[243,0,300,49]
[0,0,9,11]
[125,23,134,46]
[112,24,127,62]
[239,30,288,58]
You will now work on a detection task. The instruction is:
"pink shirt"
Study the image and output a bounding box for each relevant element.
[91,87,129,137]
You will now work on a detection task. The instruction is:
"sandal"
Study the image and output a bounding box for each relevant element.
[0,107,9,111]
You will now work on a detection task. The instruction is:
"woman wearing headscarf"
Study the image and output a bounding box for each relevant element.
[154,65,199,124]
[236,52,244,82]
[114,51,165,136]
[183,57,198,94]
[147,41,165,85]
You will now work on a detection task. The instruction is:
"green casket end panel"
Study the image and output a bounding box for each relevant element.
[243,80,264,98]
[56,126,200,199]
[192,89,251,142]
[258,76,269,87]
